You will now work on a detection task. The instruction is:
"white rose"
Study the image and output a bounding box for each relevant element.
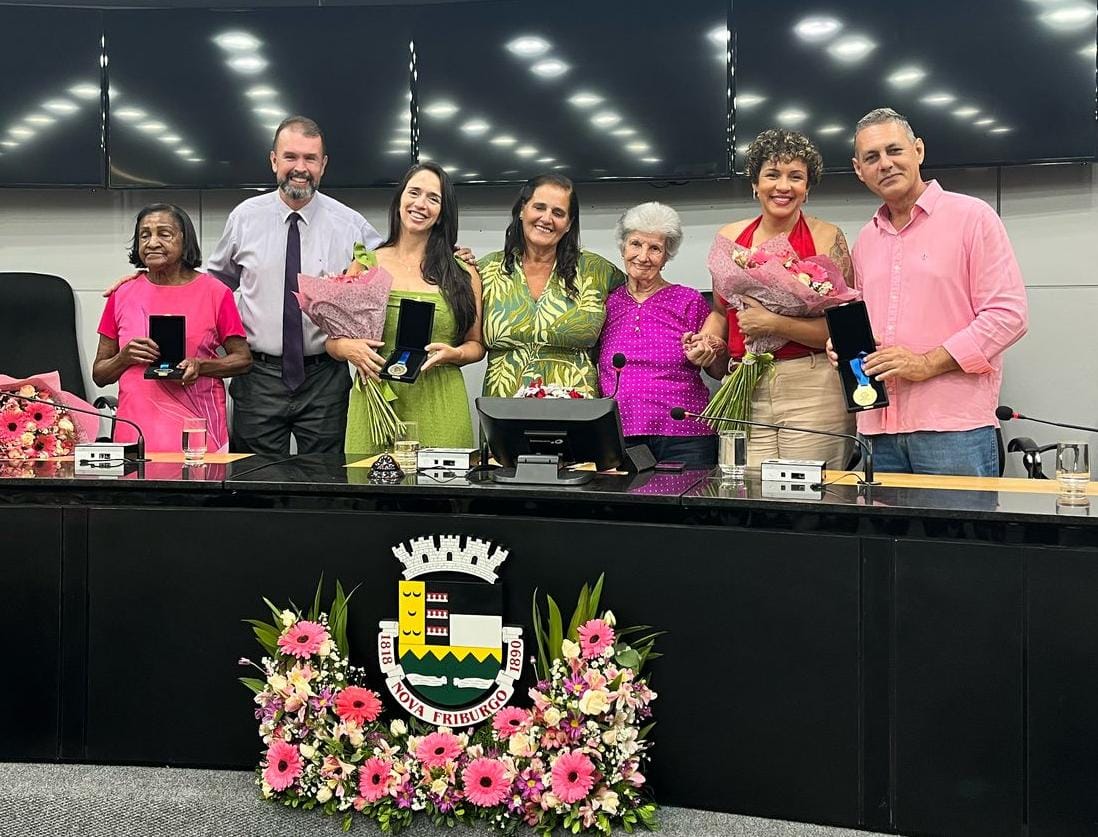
[390,719,407,737]
[561,639,580,660]
[316,785,333,804]
[543,707,562,727]
[430,778,449,796]
[299,743,316,759]
[508,733,534,757]
[578,688,611,716]
[317,639,333,657]
[596,788,619,815]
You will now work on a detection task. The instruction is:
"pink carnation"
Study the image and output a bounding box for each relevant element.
[462,757,509,807]
[577,619,615,659]
[334,686,382,725]
[277,620,329,658]
[550,751,596,803]
[263,740,302,791]
[415,731,463,768]
[492,706,529,740]
[358,756,393,802]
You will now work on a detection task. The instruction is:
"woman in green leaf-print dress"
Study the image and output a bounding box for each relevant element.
[477,174,625,398]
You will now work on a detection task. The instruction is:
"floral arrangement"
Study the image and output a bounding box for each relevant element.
[1,383,80,460]
[702,232,858,430]
[241,576,659,834]
[514,377,590,400]
[294,245,404,449]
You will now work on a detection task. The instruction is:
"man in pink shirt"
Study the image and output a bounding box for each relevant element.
[837,108,1028,476]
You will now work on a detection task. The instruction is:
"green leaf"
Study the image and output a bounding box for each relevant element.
[532,590,550,680]
[638,721,657,740]
[243,619,281,656]
[566,582,589,642]
[238,676,266,694]
[547,595,564,662]
[260,596,285,625]
[614,646,641,670]
[588,572,605,620]
[309,574,324,622]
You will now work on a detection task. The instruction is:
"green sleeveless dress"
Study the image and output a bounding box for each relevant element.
[344,288,474,456]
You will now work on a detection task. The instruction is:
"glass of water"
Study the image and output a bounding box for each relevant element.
[1056,441,1090,506]
[718,428,747,480]
[182,416,207,464]
[392,421,420,473]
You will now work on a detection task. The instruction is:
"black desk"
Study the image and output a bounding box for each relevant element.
[3,455,1097,837]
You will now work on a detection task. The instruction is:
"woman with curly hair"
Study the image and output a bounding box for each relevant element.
[694,128,856,469]
[477,174,625,397]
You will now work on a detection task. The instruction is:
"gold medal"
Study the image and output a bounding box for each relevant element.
[852,384,877,407]
[387,362,408,377]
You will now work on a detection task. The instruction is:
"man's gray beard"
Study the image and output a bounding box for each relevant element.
[279,177,315,202]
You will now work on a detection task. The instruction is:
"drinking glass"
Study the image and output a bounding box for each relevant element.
[182,416,207,464]
[718,429,747,480]
[1056,441,1090,506]
[392,421,420,473]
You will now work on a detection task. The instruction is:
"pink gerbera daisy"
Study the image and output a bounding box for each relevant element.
[551,751,596,803]
[334,686,383,725]
[25,401,57,429]
[577,619,615,660]
[357,756,393,802]
[462,757,509,807]
[491,706,529,740]
[415,731,463,768]
[263,740,303,791]
[277,620,329,658]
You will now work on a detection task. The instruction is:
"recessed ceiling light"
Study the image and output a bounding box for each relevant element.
[185,157,204,163]
[490,134,517,146]
[68,83,100,100]
[640,157,662,163]
[42,99,78,115]
[887,65,926,87]
[158,134,182,144]
[175,147,194,156]
[245,85,278,99]
[591,111,622,127]
[989,126,1013,133]
[24,114,56,126]
[505,35,551,57]
[1039,4,1095,31]
[793,16,842,42]
[776,108,809,125]
[0,140,18,148]
[921,91,956,106]
[460,119,490,135]
[531,59,569,78]
[1079,43,1097,59]
[113,107,146,122]
[536,157,555,164]
[386,148,407,155]
[138,121,167,134]
[252,106,286,118]
[827,34,876,62]
[707,25,731,47]
[568,91,604,108]
[8,127,35,139]
[213,31,262,51]
[974,117,995,126]
[736,93,767,107]
[817,123,844,135]
[227,55,267,74]
[625,141,650,152]
[423,101,459,118]
[515,145,538,157]
[952,106,980,118]
[610,127,637,137]
[552,164,568,169]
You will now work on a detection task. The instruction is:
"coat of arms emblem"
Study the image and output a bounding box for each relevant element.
[378,535,524,725]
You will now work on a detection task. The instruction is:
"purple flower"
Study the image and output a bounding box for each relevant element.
[535,679,550,692]
[563,674,586,697]
[517,767,545,801]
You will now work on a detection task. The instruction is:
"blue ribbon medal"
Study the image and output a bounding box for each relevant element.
[849,352,879,407]
[387,350,412,377]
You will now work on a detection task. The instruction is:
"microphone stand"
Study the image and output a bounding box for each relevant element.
[671,407,877,487]
[1004,411,1098,435]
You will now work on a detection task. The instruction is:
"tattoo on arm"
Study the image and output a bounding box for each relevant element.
[829,229,855,286]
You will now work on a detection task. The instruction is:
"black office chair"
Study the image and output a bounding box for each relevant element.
[0,272,116,436]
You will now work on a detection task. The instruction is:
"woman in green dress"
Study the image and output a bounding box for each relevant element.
[478,174,625,397]
[326,162,483,454]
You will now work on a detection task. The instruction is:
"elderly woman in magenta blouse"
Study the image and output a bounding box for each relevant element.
[597,202,718,468]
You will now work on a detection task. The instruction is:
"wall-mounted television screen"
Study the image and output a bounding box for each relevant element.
[412,0,731,184]
[0,7,104,187]
[733,0,1097,172]
[104,6,415,188]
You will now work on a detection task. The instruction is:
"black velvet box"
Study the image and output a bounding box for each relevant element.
[379,298,436,383]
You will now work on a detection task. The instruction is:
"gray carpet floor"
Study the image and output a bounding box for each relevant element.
[0,763,894,837]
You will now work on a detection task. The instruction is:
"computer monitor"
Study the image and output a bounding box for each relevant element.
[475,397,643,485]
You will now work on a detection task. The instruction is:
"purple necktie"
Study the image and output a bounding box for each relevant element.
[281,212,305,391]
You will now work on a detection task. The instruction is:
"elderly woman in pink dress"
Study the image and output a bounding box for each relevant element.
[93,204,251,453]
[596,202,718,467]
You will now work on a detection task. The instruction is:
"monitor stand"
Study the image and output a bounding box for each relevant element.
[490,454,593,486]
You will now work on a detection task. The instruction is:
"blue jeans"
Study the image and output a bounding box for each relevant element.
[866,427,999,477]
[626,435,718,469]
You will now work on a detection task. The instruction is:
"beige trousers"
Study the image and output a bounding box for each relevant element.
[745,353,855,470]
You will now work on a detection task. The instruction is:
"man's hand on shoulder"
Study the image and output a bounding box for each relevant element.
[102,271,144,297]
[454,244,478,266]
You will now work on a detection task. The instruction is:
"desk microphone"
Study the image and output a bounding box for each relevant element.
[669,406,877,486]
[7,392,147,462]
[995,405,1098,435]
[607,353,627,399]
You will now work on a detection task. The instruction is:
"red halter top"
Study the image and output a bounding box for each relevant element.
[723,213,817,361]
